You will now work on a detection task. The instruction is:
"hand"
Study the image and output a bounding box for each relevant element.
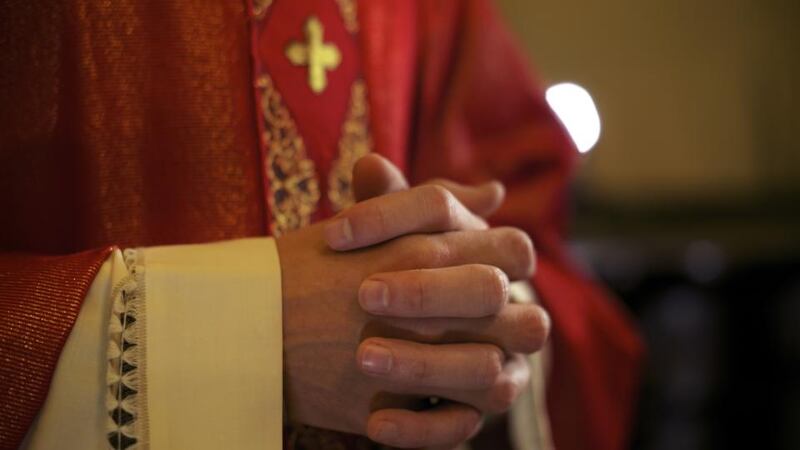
[346,155,548,447]
[351,153,507,220]
[277,170,548,448]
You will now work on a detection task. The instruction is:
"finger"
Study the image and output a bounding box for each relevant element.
[367,302,551,355]
[409,303,550,355]
[388,227,536,281]
[350,154,505,218]
[357,338,505,391]
[423,179,505,218]
[324,185,487,251]
[359,264,509,318]
[366,403,482,448]
[352,154,409,202]
[435,353,531,415]
[351,155,505,221]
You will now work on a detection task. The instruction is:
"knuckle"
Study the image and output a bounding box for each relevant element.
[416,236,453,268]
[409,355,430,382]
[425,184,459,228]
[502,228,535,278]
[517,306,551,353]
[536,306,552,345]
[479,266,509,315]
[400,235,435,267]
[401,236,426,266]
[487,378,519,413]
[476,347,504,389]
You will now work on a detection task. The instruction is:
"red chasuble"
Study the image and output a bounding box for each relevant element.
[0,1,643,449]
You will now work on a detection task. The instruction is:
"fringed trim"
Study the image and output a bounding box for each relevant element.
[106,249,148,450]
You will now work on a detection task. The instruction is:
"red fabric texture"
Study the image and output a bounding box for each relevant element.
[0,1,643,449]
[0,248,112,449]
[0,0,266,254]
[1,2,265,449]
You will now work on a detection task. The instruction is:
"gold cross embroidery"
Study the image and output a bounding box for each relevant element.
[285,16,342,94]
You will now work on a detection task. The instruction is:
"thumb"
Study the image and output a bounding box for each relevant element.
[351,154,506,219]
[422,178,505,219]
[352,154,409,202]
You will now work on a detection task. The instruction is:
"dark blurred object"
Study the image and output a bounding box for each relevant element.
[570,201,800,450]
[493,0,799,448]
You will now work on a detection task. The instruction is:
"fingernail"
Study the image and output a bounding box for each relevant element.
[486,180,505,195]
[374,421,398,442]
[324,218,353,250]
[361,344,393,374]
[360,280,389,313]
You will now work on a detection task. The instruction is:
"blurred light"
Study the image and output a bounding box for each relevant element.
[545,82,601,153]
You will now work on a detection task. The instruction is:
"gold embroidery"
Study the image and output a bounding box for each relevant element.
[285,16,341,94]
[257,75,320,236]
[328,80,373,212]
[252,0,272,19]
[335,0,359,34]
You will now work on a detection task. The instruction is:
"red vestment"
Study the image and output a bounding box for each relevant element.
[0,1,643,449]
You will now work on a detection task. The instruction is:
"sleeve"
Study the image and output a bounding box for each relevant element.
[412,2,645,450]
[0,248,113,450]
[19,238,284,450]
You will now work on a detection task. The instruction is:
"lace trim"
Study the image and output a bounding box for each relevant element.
[106,249,148,450]
[327,79,373,212]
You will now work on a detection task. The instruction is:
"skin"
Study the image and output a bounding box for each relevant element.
[276,155,550,448]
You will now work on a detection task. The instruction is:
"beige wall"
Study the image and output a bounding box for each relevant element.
[496,0,800,206]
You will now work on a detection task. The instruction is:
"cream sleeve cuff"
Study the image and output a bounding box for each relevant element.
[23,238,284,450]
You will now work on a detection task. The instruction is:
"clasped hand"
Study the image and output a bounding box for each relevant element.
[277,155,550,448]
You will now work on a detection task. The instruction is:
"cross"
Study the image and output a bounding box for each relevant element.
[285,16,341,94]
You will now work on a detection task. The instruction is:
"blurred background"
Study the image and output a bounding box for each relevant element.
[496,0,800,449]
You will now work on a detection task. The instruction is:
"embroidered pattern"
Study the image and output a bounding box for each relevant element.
[258,74,321,236]
[106,249,147,450]
[328,80,373,212]
[335,0,359,34]
[285,16,342,94]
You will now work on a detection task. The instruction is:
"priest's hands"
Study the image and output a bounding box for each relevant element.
[276,155,549,448]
